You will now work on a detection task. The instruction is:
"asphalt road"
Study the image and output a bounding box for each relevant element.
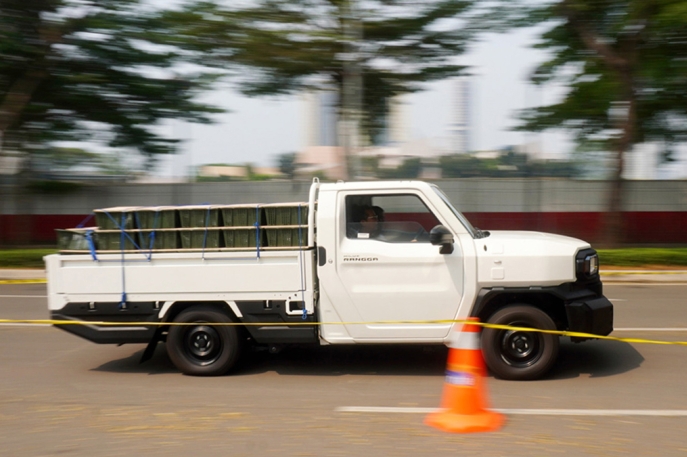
[1,283,687,456]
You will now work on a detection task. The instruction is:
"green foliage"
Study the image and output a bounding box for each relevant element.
[0,249,57,268]
[481,0,687,244]
[527,160,577,178]
[440,151,578,178]
[27,180,83,194]
[440,154,486,178]
[0,0,228,171]
[211,0,475,144]
[277,152,297,180]
[377,158,422,179]
[195,175,238,182]
[245,164,272,181]
[250,174,272,181]
[34,148,99,171]
[598,249,687,268]
[491,0,687,158]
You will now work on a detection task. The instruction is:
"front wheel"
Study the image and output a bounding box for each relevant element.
[167,305,242,376]
[482,305,559,381]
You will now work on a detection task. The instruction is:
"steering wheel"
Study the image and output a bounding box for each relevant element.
[411,227,428,242]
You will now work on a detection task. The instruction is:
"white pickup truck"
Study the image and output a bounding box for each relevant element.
[45,179,613,380]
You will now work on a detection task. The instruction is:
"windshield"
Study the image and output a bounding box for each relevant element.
[431,185,483,239]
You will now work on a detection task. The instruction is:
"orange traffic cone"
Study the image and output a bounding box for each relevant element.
[424,317,505,433]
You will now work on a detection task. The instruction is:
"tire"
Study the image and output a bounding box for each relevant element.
[482,305,559,381]
[167,305,242,376]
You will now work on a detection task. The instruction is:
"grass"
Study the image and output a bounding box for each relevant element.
[597,248,687,268]
[0,249,57,268]
[1,247,687,269]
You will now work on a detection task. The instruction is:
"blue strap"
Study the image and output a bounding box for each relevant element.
[133,211,152,262]
[148,231,157,255]
[85,229,98,261]
[146,211,159,261]
[102,211,142,251]
[76,213,94,228]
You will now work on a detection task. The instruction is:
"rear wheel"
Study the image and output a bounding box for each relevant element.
[482,305,559,381]
[167,305,242,376]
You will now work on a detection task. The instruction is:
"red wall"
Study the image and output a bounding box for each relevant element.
[0,215,90,245]
[2,212,687,246]
[464,212,687,245]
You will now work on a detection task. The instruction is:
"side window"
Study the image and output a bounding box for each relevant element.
[345,194,440,243]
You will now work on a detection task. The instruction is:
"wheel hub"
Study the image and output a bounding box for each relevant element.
[509,333,532,356]
[184,325,222,364]
[500,328,541,367]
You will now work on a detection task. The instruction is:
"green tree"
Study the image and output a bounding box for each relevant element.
[28,146,133,181]
[439,154,486,177]
[0,0,227,174]
[0,0,234,245]
[492,0,687,245]
[211,0,475,177]
[377,157,422,179]
[277,152,297,180]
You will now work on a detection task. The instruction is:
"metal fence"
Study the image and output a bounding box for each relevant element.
[1,179,686,245]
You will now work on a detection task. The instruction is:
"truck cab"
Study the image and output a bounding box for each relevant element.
[316,180,473,343]
[314,181,612,380]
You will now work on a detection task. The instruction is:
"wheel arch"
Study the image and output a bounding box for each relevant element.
[472,289,568,330]
[161,301,239,324]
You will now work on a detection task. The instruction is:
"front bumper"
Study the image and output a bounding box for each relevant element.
[565,296,614,340]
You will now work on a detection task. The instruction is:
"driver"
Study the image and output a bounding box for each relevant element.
[350,205,385,239]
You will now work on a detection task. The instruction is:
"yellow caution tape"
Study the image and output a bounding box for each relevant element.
[0,279,47,285]
[2,318,687,346]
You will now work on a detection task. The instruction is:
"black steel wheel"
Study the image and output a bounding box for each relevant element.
[482,305,559,381]
[167,305,242,376]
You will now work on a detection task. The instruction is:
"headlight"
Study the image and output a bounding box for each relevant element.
[585,254,599,276]
[576,249,599,278]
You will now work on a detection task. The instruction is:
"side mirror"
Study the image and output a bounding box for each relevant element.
[429,225,454,254]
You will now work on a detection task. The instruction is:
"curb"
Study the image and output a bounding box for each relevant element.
[0,269,46,281]
[601,270,687,284]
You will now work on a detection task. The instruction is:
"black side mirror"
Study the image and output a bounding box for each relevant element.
[429,225,454,254]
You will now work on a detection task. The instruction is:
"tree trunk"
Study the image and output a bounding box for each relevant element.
[602,72,636,248]
[563,8,639,248]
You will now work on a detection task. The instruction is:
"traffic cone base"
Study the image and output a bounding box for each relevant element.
[424,318,505,434]
[424,408,504,434]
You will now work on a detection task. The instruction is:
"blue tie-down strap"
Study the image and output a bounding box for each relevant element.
[102,211,142,251]
[145,211,159,261]
[85,230,98,261]
[77,213,94,229]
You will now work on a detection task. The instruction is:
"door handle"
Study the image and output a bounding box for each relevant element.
[317,246,327,266]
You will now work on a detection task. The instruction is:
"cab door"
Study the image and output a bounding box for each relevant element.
[319,191,464,341]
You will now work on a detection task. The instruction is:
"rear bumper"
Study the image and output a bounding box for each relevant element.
[51,301,160,344]
[565,296,614,339]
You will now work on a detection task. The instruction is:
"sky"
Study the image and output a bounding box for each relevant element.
[155,27,573,177]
